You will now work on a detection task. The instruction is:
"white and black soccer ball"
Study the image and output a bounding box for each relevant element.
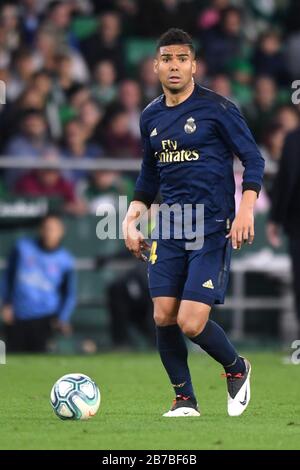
[50,373,100,420]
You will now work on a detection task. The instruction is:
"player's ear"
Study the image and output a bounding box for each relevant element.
[153,59,158,74]
[192,59,197,75]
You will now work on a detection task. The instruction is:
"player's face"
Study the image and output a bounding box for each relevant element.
[154,45,196,93]
[40,217,65,249]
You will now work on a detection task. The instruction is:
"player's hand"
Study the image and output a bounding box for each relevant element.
[1,304,14,325]
[226,207,254,249]
[266,222,282,248]
[54,320,73,336]
[122,221,150,261]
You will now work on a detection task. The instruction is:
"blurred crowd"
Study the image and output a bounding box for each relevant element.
[0,0,300,215]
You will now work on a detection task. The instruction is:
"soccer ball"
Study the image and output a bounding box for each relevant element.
[50,373,100,420]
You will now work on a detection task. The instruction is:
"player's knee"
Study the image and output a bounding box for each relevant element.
[153,309,177,326]
[177,312,209,337]
[153,299,178,326]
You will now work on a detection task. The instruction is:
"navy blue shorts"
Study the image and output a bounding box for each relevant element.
[148,231,232,306]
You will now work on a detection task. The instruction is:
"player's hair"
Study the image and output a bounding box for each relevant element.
[40,211,64,225]
[156,28,195,56]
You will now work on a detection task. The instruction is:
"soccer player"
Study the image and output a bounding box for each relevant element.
[122,29,264,417]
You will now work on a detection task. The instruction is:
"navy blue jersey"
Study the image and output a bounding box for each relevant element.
[134,84,265,236]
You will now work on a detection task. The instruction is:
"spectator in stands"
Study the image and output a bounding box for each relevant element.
[228,59,253,106]
[275,105,300,134]
[80,11,125,78]
[61,118,102,182]
[193,56,209,88]
[243,76,278,142]
[267,128,300,336]
[118,79,142,138]
[0,212,76,352]
[103,106,141,158]
[210,74,233,101]
[79,99,104,143]
[5,108,48,153]
[29,69,62,138]
[259,122,286,196]
[15,86,46,113]
[138,57,160,106]
[197,0,230,32]
[0,3,20,56]
[0,24,10,69]
[20,0,41,45]
[30,69,52,101]
[41,0,76,50]
[200,6,244,75]
[252,31,289,86]
[14,146,86,215]
[260,123,286,171]
[34,27,88,83]
[136,0,197,37]
[82,170,134,214]
[67,83,91,112]
[91,59,117,107]
[6,48,36,101]
[53,53,81,104]
[58,84,91,126]
[4,109,51,185]
[0,83,47,150]
[33,27,60,74]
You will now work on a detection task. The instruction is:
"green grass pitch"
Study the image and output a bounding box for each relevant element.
[0,352,299,450]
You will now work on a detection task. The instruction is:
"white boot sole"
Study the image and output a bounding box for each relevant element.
[163,407,200,417]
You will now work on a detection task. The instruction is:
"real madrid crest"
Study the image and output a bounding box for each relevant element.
[184,117,196,134]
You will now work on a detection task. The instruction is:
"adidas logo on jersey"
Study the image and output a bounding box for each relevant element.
[202,279,214,289]
[150,128,158,137]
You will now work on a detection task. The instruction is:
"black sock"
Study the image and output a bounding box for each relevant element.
[188,320,246,375]
[156,324,196,399]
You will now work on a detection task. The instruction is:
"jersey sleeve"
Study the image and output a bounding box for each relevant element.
[58,263,77,324]
[133,115,160,208]
[217,103,265,195]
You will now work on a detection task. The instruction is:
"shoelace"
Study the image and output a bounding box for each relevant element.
[172,394,190,406]
[221,372,244,379]
[221,372,245,398]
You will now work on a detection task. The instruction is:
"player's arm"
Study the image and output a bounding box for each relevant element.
[217,103,265,249]
[122,200,150,261]
[56,267,77,336]
[226,189,257,249]
[122,115,159,260]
